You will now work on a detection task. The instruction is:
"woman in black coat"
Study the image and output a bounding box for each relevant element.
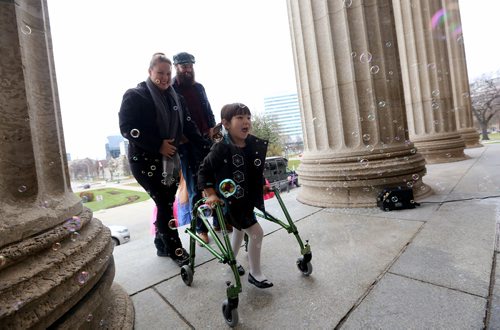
[119,53,209,266]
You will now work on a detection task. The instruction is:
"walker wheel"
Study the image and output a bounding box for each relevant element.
[296,257,313,276]
[222,299,239,327]
[180,265,193,286]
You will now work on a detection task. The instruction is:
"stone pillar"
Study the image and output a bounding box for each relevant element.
[392,0,467,163]
[0,1,133,328]
[443,0,481,148]
[287,0,431,208]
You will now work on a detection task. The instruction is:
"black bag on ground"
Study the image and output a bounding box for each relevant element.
[376,187,420,211]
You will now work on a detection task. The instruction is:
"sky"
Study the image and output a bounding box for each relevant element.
[46,0,500,160]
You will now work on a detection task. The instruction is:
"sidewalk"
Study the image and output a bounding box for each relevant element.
[103,143,500,329]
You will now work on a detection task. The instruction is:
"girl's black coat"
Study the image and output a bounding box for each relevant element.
[198,135,268,218]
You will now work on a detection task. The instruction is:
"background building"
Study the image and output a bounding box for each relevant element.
[263,93,303,143]
[105,135,124,159]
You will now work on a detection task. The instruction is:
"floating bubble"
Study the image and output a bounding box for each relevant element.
[367,113,375,121]
[370,65,380,74]
[86,314,93,322]
[21,24,32,35]
[351,51,357,58]
[132,156,138,161]
[432,89,440,97]
[175,248,184,257]
[154,79,160,84]
[219,179,236,198]
[130,129,140,138]
[77,271,90,285]
[49,161,55,166]
[427,63,436,70]
[360,52,373,63]
[385,41,392,48]
[362,134,371,141]
[378,101,386,108]
[431,102,440,110]
[186,116,191,121]
[213,131,223,143]
[391,196,398,203]
[359,159,369,167]
[351,131,359,138]
[18,185,27,193]
[232,154,244,167]
[254,159,262,167]
[410,148,417,154]
[173,106,178,111]
[71,232,80,242]
[365,144,375,152]
[150,165,156,171]
[52,242,61,251]
[64,216,82,232]
[343,0,352,8]
[147,172,153,177]
[168,219,178,230]
[388,70,394,75]
[445,153,452,158]
[407,181,414,188]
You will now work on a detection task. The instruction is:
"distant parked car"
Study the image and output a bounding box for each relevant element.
[264,157,300,190]
[108,225,130,246]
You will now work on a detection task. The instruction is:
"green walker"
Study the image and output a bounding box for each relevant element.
[180,187,312,328]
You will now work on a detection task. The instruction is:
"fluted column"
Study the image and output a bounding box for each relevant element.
[0,1,133,328]
[393,0,467,163]
[287,0,431,208]
[443,0,481,148]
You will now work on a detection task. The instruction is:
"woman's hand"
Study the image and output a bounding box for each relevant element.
[159,139,176,157]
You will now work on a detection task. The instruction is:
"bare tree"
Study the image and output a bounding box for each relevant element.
[470,75,500,140]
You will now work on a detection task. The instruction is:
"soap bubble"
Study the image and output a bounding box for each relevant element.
[198,204,213,218]
[130,129,140,138]
[168,219,177,230]
[219,179,236,198]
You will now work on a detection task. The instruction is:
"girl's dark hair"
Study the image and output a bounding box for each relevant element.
[220,103,251,122]
[149,52,172,70]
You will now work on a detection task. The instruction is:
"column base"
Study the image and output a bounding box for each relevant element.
[412,133,467,164]
[459,128,482,149]
[296,148,432,208]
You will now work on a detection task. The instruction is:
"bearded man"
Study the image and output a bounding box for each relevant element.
[172,52,224,243]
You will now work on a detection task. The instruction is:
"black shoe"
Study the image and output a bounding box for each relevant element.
[170,248,190,267]
[237,264,245,276]
[248,273,273,289]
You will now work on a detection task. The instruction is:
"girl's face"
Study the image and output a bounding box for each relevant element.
[223,114,252,147]
[149,62,172,91]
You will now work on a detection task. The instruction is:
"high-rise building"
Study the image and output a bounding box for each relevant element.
[105,135,123,159]
[263,93,303,142]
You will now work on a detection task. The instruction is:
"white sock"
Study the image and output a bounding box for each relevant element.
[243,223,268,282]
[230,228,245,259]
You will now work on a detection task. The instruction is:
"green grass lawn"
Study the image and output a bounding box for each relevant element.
[76,188,150,212]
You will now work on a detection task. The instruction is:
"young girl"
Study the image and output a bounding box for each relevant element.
[198,103,273,288]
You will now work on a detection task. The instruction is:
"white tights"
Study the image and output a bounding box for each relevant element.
[231,222,267,282]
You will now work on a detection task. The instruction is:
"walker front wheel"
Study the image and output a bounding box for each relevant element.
[296,257,313,276]
[222,299,239,327]
[180,265,193,286]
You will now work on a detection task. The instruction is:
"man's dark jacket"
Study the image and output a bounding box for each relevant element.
[172,79,216,134]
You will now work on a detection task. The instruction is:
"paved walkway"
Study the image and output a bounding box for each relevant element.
[103,143,500,329]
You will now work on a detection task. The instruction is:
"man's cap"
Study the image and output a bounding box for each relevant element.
[173,52,195,65]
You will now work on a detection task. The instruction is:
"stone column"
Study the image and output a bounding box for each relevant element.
[0,1,133,328]
[287,0,431,208]
[443,0,481,148]
[392,0,467,163]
